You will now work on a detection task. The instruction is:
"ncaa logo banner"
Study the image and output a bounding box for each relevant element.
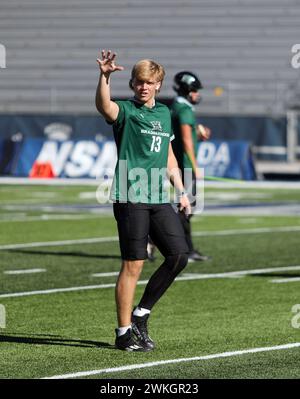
[12,138,255,180]
[13,138,117,178]
[197,140,256,180]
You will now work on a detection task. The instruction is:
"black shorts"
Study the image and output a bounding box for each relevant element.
[113,202,189,260]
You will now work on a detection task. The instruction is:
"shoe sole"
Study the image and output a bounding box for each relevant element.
[115,344,152,352]
[124,347,152,352]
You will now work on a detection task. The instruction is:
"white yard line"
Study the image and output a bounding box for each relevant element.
[91,272,119,278]
[1,225,300,251]
[193,226,300,237]
[271,277,300,283]
[42,342,300,379]
[1,265,300,299]
[0,236,119,250]
[0,214,96,223]
[183,265,300,278]
[3,268,46,275]
[0,283,117,298]
[0,177,101,186]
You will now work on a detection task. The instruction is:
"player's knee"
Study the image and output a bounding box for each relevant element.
[165,253,188,275]
[121,259,144,278]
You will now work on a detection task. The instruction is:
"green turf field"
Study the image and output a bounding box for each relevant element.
[0,182,300,379]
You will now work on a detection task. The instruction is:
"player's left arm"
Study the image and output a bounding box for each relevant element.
[167,143,191,214]
[181,123,199,178]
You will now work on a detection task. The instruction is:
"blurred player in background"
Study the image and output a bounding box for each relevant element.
[96,50,190,352]
[171,71,211,263]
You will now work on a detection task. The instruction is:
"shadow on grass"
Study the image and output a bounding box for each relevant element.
[7,249,120,260]
[0,332,115,349]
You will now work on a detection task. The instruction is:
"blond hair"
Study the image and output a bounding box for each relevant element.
[129,59,165,91]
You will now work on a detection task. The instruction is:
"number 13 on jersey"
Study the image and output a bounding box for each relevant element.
[150,135,162,152]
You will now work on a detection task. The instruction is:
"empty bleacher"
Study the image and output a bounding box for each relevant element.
[0,0,299,115]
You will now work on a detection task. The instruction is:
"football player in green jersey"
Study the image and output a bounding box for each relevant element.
[171,71,211,263]
[96,50,191,352]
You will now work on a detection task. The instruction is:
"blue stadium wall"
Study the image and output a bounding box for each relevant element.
[0,113,290,180]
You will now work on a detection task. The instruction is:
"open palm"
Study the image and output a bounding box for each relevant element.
[97,50,124,75]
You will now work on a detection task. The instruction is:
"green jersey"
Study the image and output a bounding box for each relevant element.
[171,96,197,171]
[110,99,174,204]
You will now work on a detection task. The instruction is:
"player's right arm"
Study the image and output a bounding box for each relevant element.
[95,50,124,122]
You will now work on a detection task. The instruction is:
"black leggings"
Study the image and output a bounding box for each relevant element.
[138,253,188,310]
[178,211,194,253]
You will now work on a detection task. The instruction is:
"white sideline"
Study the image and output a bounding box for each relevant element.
[42,342,300,379]
[1,225,300,251]
[2,176,300,189]
[1,265,300,299]
[3,268,46,275]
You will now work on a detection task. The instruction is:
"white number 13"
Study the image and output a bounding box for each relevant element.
[150,136,162,152]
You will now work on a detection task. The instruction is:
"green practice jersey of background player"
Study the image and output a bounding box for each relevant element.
[171,97,198,171]
[110,99,175,204]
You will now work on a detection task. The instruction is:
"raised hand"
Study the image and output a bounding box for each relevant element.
[97,50,124,75]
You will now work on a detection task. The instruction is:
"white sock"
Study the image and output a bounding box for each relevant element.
[117,325,131,337]
[133,307,151,317]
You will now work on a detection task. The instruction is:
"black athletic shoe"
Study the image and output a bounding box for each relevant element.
[115,328,150,352]
[188,250,211,262]
[132,311,155,350]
